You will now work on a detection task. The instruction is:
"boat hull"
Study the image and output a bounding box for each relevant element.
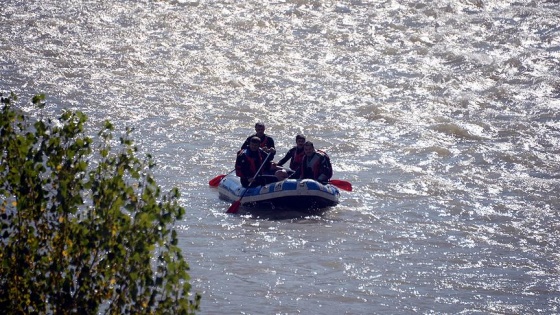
[218,176,340,211]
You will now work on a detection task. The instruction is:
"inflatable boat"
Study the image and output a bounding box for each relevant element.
[217,175,340,211]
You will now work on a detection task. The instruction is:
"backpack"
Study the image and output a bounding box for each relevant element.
[316,149,333,179]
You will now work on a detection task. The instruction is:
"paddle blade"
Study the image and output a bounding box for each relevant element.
[226,200,242,214]
[208,174,226,187]
[330,179,353,192]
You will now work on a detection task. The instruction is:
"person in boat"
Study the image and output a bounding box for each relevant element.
[272,134,306,179]
[292,141,333,184]
[236,136,279,188]
[240,122,276,159]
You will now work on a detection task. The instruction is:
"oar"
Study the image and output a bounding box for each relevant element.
[284,166,350,191]
[208,169,235,187]
[226,151,271,214]
[329,179,353,192]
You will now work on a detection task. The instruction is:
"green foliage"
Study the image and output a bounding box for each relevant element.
[0,93,200,314]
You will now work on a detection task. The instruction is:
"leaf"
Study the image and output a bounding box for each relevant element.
[0,94,200,314]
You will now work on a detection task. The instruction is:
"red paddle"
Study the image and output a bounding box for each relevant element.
[208,170,235,187]
[329,179,353,192]
[226,187,249,214]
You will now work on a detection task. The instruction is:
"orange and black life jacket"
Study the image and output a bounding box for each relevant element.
[290,148,305,171]
[235,149,264,178]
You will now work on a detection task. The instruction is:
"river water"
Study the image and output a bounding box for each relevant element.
[2,0,559,314]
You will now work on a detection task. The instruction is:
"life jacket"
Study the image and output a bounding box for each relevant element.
[235,149,263,177]
[290,147,305,170]
[257,135,273,150]
[300,150,332,180]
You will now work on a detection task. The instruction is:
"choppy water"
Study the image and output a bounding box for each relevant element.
[2,0,560,313]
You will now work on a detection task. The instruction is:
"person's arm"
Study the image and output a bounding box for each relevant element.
[265,136,276,157]
[235,153,245,177]
[253,149,272,175]
[276,148,293,166]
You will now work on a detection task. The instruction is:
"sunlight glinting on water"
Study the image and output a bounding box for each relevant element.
[2,0,560,313]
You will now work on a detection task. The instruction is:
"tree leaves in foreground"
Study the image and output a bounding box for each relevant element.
[0,93,201,314]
